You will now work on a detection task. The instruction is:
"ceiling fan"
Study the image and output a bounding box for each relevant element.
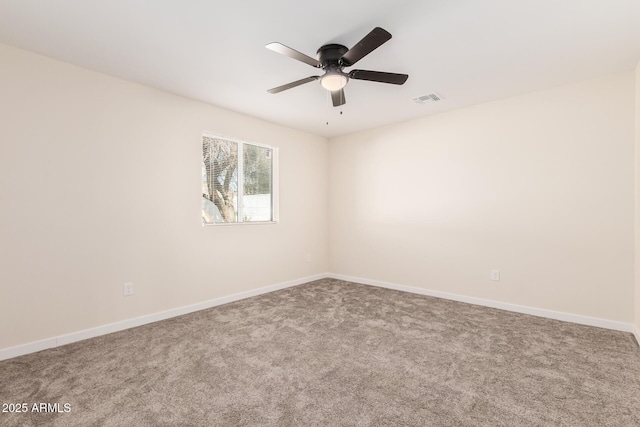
[266,27,409,107]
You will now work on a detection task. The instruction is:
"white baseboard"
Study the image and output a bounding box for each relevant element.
[0,337,59,362]
[0,273,327,362]
[2,272,636,361]
[328,273,636,334]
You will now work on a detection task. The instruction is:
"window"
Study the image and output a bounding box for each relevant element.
[202,134,278,225]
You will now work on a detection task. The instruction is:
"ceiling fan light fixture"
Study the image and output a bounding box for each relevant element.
[320,72,348,91]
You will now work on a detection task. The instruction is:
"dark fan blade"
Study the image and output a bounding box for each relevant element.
[340,27,392,66]
[349,69,408,85]
[267,76,319,94]
[331,89,346,107]
[266,42,321,68]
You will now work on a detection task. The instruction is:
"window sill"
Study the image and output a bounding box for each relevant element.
[202,221,279,227]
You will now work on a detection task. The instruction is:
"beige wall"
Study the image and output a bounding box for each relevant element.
[329,72,636,323]
[636,62,640,336]
[0,43,329,349]
[1,40,637,352]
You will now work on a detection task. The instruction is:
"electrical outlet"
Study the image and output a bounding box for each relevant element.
[490,269,500,281]
[306,254,311,263]
[123,282,134,296]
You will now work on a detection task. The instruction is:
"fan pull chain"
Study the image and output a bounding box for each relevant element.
[325,91,344,125]
[326,90,331,125]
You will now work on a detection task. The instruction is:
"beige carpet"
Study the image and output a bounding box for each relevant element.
[1,278,639,426]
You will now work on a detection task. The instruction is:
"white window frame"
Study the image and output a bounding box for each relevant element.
[202,133,279,226]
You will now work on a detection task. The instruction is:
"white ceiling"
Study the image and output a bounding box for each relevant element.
[1,0,639,138]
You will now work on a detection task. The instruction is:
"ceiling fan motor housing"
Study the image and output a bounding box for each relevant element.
[317,44,349,69]
[316,44,350,91]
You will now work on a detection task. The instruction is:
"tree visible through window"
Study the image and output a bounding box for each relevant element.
[202,135,277,224]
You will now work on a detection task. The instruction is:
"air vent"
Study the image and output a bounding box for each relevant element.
[413,93,441,104]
